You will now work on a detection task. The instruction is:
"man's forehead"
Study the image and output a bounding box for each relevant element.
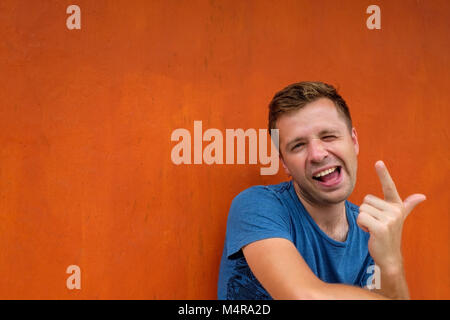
[277,103,347,141]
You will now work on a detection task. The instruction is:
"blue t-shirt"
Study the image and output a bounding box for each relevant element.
[217,181,374,300]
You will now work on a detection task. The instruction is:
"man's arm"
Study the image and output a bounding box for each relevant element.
[368,262,410,300]
[243,237,389,300]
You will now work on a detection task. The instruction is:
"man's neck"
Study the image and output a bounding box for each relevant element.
[293,182,349,242]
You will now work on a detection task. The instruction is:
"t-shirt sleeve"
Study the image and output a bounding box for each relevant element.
[225,186,293,259]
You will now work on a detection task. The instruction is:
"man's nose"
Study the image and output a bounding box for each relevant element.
[307,139,328,163]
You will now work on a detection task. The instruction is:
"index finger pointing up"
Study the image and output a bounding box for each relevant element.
[375,160,402,203]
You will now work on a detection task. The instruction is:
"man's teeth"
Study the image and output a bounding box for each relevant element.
[314,167,337,178]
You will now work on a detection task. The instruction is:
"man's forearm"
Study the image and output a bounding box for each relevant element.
[315,282,389,300]
[320,265,410,300]
[371,263,410,300]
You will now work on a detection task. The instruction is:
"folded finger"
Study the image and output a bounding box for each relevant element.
[359,203,386,222]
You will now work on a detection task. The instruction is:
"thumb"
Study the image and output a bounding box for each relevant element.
[403,194,426,218]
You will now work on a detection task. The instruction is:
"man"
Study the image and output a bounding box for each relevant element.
[217,81,426,300]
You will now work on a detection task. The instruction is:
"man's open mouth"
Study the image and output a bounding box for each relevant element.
[312,166,342,184]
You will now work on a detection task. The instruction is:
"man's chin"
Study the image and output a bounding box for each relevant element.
[320,185,355,205]
[319,194,349,205]
[308,185,354,206]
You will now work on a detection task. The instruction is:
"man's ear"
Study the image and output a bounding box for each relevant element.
[351,127,359,155]
[280,154,291,177]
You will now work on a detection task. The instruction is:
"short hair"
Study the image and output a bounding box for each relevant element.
[268,81,353,132]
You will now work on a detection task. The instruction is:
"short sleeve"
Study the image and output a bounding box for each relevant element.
[225,186,293,259]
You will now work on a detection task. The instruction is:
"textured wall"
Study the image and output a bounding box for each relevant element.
[0,0,448,299]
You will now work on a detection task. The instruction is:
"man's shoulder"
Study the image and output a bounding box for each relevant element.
[232,181,292,204]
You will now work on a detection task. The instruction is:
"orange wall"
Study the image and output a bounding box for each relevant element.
[0,0,448,299]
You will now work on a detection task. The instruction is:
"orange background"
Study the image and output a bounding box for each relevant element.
[0,0,448,299]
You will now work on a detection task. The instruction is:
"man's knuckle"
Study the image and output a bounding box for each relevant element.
[377,223,389,234]
[386,218,396,229]
[392,206,403,217]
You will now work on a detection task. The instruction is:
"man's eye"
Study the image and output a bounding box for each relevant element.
[292,143,305,150]
[323,135,336,141]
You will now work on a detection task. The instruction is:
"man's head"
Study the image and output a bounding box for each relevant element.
[268,81,359,207]
[268,81,353,134]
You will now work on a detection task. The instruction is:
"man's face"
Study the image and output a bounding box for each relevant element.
[277,98,359,207]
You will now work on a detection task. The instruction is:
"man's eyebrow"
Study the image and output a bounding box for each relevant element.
[285,129,341,149]
[319,128,340,135]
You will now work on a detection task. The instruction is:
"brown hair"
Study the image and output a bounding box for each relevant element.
[268,81,353,132]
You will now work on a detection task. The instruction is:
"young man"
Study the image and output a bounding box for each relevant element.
[217,82,426,300]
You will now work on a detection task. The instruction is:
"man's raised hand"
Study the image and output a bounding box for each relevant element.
[357,161,426,271]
